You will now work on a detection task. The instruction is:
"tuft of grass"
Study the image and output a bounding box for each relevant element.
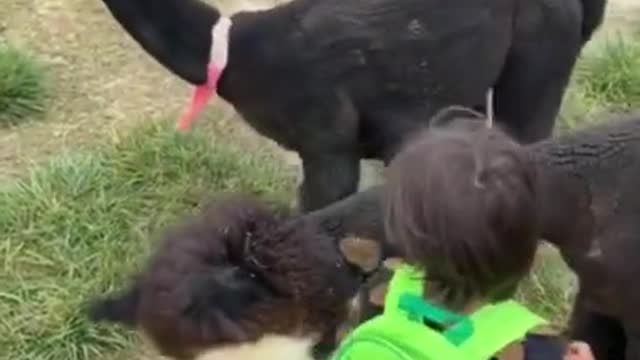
[0,119,294,360]
[0,42,47,127]
[574,31,640,111]
[516,245,578,330]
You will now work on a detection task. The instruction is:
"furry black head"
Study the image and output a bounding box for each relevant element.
[86,194,361,359]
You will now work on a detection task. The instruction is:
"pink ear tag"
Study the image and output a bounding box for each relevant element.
[177,66,222,132]
[177,17,232,132]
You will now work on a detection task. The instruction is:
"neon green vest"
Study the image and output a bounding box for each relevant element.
[331,265,546,360]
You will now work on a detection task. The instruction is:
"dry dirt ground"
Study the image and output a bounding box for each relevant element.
[0,0,290,183]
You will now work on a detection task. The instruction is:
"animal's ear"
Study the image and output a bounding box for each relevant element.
[99,0,220,84]
[86,284,141,327]
[338,237,382,274]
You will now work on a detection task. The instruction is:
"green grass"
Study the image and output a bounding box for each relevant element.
[559,27,640,129]
[0,42,47,127]
[516,246,578,330]
[0,120,295,360]
[577,32,640,110]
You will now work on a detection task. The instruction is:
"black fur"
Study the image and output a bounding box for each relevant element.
[97,0,607,211]
[86,194,362,359]
[529,113,640,360]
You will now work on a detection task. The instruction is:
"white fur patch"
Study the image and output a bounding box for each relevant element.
[211,17,232,69]
[195,334,315,360]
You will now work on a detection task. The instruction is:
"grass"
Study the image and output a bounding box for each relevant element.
[0,119,295,360]
[559,25,640,129]
[516,246,578,330]
[577,32,640,110]
[0,42,47,127]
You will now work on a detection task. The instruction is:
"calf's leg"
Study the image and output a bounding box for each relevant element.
[493,6,583,143]
[299,152,360,212]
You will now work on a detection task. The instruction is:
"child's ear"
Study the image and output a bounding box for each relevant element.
[368,282,389,307]
[496,342,525,360]
[99,0,220,84]
[86,284,141,327]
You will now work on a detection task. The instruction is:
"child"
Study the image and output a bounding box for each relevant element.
[332,118,595,360]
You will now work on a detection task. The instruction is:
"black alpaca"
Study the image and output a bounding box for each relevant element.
[96,0,607,212]
[527,114,640,360]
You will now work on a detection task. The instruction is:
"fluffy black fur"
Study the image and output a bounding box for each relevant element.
[88,194,362,359]
[97,0,607,212]
[529,113,640,360]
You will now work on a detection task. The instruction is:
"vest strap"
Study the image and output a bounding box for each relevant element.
[332,264,547,360]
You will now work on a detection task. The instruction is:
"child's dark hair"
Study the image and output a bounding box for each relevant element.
[383,118,540,310]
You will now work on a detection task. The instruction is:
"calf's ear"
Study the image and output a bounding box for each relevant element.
[99,0,220,84]
[338,237,382,274]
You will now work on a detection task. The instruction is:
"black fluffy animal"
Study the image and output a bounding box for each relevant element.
[528,113,640,360]
[96,0,607,212]
[87,194,380,360]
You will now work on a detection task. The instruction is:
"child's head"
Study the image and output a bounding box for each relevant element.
[383,118,540,310]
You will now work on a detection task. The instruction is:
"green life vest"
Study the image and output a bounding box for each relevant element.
[331,264,546,360]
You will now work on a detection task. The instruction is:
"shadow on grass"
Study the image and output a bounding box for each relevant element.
[0,120,295,360]
[0,42,48,127]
